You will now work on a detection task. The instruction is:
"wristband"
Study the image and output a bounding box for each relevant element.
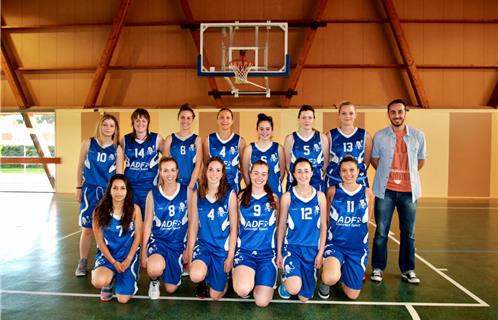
[76,187,82,189]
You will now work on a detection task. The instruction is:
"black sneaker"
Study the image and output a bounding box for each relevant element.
[194,281,209,298]
[317,283,330,299]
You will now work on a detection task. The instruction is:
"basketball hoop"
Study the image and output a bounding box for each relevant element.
[229,59,253,84]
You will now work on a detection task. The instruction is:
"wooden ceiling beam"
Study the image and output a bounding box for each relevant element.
[179,0,223,108]
[381,0,430,108]
[84,0,133,109]
[282,0,329,107]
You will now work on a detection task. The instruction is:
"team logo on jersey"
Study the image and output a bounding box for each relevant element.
[270,153,278,162]
[359,199,367,209]
[179,201,186,212]
[265,202,272,212]
[218,206,227,217]
[229,146,236,155]
[147,146,154,155]
[356,140,363,150]
[109,154,115,161]
[189,144,195,151]
[313,143,320,152]
[284,261,295,274]
[314,205,320,215]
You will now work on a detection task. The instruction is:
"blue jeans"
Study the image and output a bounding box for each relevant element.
[371,189,417,273]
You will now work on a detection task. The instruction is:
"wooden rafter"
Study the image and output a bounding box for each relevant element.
[84,0,133,108]
[487,81,498,108]
[381,0,429,108]
[1,25,56,188]
[179,0,223,108]
[282,0,329,107]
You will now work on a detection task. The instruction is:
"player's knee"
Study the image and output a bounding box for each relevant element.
[82,228,93,237]
[117,295,131,304]
[210,291,224,301]
[165,284,178,294]
[189,269,205,283]
[285,283,300,296]
[345,290,360,300]
[233,282,252,298]
[254,296,271,308]
[146,265,164,278]
[91,277,108,289]
[298,296,309,303]
[322,271,341,286]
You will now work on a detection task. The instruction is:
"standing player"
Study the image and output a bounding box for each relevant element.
[284,105,329,192]
[91,174,142,303]
[186,157,238,300]
[75,114,123,277]
[241,113,285,198]
[204,107,246,193]
[121,108,163,218]
[233,160,279,307]
[142,157,190,299]
[326,101,372,188]
[318,156,374,300]
[370,99,426,284]
[163,104,202,190]
[276,158,327,302]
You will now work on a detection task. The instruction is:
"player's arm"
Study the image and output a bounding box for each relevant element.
[315,191,328,269]
[75,139,90,202]
[186,191,200,267]
[370,133,381,170]
[162,134,172,156]
[183,187,193,264]
[241,144,252,186]
[364,131,373,169]
[326,186,336,225]
[321,132,330,176]
[224,191,239,273]
[278,144,286,183]
[202,136,210,164]
[120,205,142,272]
[141,191,154,268]
[119,137,127,173]
[276,192,290,269]
[116,145,124,174]
[156,134,164,156]
[283,134,294,174]
[366,188,375,222]
[188,136,203,191]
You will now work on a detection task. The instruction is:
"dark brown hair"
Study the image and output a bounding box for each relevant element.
[291,157,313,187]
[130,108,150,139]
[240,160,277,209]
[178,103,195,119]
[93,174,135,234]
[198,157,230,202]
[339,155,358,170]
[217,107,234,119]
[387,99,408,112]
[256,113,274,130]
[297,104,315,118]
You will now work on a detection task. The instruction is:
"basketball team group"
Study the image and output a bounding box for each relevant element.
[74,99,426,306]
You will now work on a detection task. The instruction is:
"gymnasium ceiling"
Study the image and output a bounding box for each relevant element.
[1,0,497,110]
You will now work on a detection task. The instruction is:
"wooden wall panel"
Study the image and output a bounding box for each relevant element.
[442,71,464,107]
[448,113,491,197]
[199,111,240,139]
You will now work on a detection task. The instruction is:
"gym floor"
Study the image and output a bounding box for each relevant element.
[1,192,497,320]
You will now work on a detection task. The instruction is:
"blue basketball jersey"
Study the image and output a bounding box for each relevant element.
[326,128,368,186]
[287,131,325,191]
[328,184,369,250]
[82,138,117,187]
[149,184,188,251]
[285,187,321,248]
[238,193,277,252]
[250,142,282,197]
[197,190,233,251]
[170,133,198,186]
[123,132,160,185]
[98,214,136,261]
[208,133,241,192]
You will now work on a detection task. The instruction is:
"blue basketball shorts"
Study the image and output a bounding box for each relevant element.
[233,249,278,288]
[323,243,368,290]
[282,244,318,299]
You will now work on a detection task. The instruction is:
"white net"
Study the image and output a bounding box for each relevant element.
[229,59,253,84]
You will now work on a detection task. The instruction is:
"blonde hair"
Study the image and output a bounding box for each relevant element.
[95,114,120,147]
[338,100,355,112]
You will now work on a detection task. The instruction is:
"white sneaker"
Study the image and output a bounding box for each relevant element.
[370,269,383,282]
[401,271,420,284]
[148,279,160,300]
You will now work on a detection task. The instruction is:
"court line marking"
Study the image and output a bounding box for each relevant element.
[369,222,489,307]
[406,305,421,320]
[0,289,487,307]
